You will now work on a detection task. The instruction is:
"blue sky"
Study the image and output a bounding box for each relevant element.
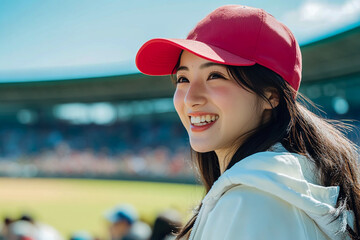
[0,0,359,82]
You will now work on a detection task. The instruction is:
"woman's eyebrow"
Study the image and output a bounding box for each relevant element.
[176,66,188,72]
[177,62,226,72]
[200,62,226,69]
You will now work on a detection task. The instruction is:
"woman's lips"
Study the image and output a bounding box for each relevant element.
[190,119,217,132]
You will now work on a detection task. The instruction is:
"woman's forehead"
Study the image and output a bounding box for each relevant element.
[179,50,208,64]
[178,50,227,71]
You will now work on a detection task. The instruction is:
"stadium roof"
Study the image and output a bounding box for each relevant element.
[301,22,360,82]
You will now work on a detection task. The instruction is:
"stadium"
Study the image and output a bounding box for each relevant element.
[0,1,360,240]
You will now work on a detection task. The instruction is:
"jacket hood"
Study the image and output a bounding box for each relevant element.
[202,142,355,240]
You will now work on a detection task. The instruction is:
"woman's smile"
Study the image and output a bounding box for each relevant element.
[188,112,219,132]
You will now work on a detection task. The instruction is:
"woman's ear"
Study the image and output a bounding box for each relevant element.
[263,87,279,110]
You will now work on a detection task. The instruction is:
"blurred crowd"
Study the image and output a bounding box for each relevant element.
[1,117,360,180]
[0,120,195,179]
[0,204,183,240]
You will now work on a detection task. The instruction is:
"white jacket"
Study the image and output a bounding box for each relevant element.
[188,142,355,240]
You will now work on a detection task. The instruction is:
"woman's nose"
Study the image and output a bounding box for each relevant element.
[184,82,207,108]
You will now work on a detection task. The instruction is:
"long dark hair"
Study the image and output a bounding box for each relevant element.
[171,50,360,239]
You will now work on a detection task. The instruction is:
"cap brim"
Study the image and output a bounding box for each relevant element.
[135,38,255,76]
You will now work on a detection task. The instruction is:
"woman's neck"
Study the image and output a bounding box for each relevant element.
[215,147,237,174]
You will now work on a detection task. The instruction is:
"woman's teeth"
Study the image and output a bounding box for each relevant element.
[190,115,219,126]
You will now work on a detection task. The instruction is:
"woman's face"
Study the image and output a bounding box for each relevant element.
[173,50,267,154]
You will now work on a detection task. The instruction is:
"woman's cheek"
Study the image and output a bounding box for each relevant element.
[210,84,234,96]
[173,89,189,130]
[209,86,237,108]
[173,88,184,110]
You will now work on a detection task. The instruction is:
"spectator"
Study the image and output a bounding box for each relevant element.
[105,204,138,240]
[149,209,182,240]
[0,214,64,240]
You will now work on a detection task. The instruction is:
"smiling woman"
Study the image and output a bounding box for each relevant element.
[173,50,273,174]
[135,4,360,240]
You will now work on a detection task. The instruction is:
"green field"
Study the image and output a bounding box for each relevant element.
[0,177,204,239]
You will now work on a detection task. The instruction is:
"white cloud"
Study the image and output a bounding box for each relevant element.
[281,0,360,43]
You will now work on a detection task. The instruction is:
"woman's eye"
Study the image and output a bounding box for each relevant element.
[176,76,189,84]
[208,72,225,80]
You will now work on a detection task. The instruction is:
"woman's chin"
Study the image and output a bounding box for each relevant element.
[190,143,214,153]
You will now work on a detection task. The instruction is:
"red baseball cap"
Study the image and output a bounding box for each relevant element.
[135,5,302,93]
